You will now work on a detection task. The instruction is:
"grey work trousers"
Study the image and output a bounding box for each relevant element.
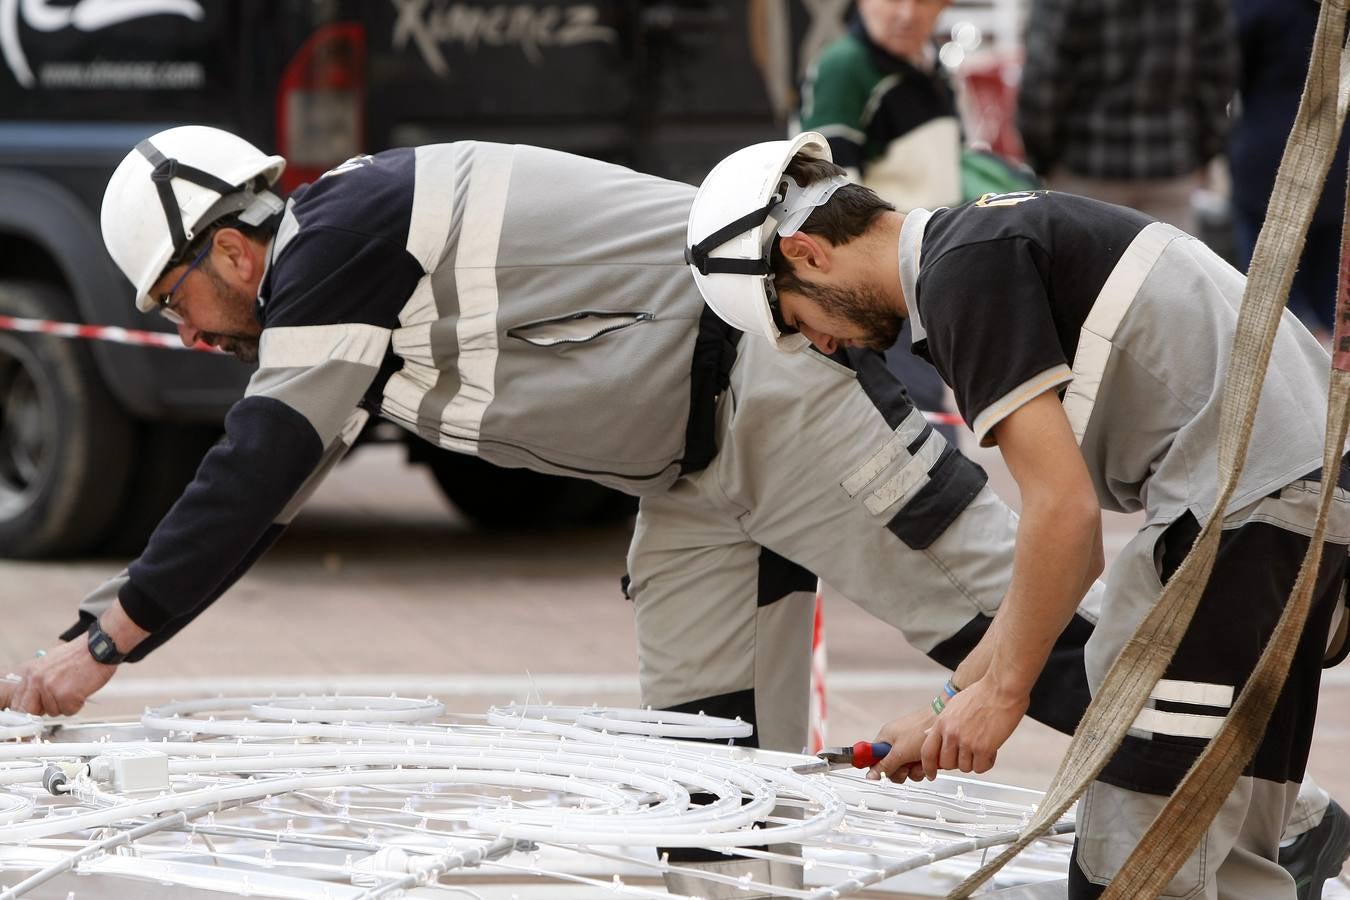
[1072,480,1350,899]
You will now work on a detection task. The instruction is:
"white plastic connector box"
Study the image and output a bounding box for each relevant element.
[88,748,169,793]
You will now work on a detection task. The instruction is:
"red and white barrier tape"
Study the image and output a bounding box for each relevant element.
[808,582,828,754]
[921,410,965,426]
[0,316,972,426]
[0,315,215,352]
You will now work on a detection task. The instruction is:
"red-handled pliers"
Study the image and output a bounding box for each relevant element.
[791,740,893,774]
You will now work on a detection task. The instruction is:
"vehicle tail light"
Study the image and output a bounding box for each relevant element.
[276,23,366,193]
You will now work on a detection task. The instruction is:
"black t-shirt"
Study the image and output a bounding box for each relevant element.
[910,191,1152,444]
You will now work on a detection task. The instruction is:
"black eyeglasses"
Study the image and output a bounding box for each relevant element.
[156,242,212,325]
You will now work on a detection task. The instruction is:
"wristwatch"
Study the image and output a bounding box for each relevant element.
[86,618,126,665]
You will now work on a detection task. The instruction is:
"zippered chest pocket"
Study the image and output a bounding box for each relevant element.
[508,311,654,347]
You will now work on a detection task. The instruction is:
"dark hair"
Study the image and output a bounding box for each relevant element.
[166,209,279,272]
[770,153,894,300]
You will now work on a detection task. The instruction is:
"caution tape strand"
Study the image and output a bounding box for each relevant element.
[0,314,967,424]
[0,315,214,352]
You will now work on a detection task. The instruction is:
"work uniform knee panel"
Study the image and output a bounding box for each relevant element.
[885,445,989,549]
[830,411,989,550]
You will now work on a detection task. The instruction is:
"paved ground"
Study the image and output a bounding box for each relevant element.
[1,438,1347,892]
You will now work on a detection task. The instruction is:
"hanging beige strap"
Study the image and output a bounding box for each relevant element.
[950,2,1350,896]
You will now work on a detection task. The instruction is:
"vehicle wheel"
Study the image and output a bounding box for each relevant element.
[422,449,637,529]
[97,423,221,557]
[0,281,134,557]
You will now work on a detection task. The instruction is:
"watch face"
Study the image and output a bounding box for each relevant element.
[88,627,120,663]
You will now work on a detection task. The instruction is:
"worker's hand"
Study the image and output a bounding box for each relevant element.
[919,677,1028,780]
[1,640,115,717]
[868,707,934,783]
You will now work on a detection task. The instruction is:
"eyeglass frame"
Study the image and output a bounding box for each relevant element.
[765,282,800,336]
[156,240,213,325]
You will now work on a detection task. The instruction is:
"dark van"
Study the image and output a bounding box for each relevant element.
[0,0,812,556]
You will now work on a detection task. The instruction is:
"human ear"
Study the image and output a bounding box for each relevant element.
[213,228,259,283]
[778,232,831,274]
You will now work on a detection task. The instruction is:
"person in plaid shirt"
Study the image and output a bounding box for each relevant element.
[1016,0,1239,232]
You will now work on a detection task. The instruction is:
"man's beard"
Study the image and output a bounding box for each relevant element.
[217,338,260,363]
[808,281,902,351]
[201,265,262,363]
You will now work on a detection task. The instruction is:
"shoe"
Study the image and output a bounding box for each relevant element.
[1280,799,1350,900]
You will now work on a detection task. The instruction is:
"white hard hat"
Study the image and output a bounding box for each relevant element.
[101,125,286,312]
[686,132,847,352]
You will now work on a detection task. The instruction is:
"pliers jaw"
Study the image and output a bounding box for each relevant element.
[814,748,856,767]
[789,741,892,775]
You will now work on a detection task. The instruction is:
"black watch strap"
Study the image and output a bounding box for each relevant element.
[86,618,126,665]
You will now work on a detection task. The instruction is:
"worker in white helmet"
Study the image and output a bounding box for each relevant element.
[685,132,1350,898]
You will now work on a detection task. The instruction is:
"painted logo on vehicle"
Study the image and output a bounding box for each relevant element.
[1,0,204,89]
[391,0,617,77]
